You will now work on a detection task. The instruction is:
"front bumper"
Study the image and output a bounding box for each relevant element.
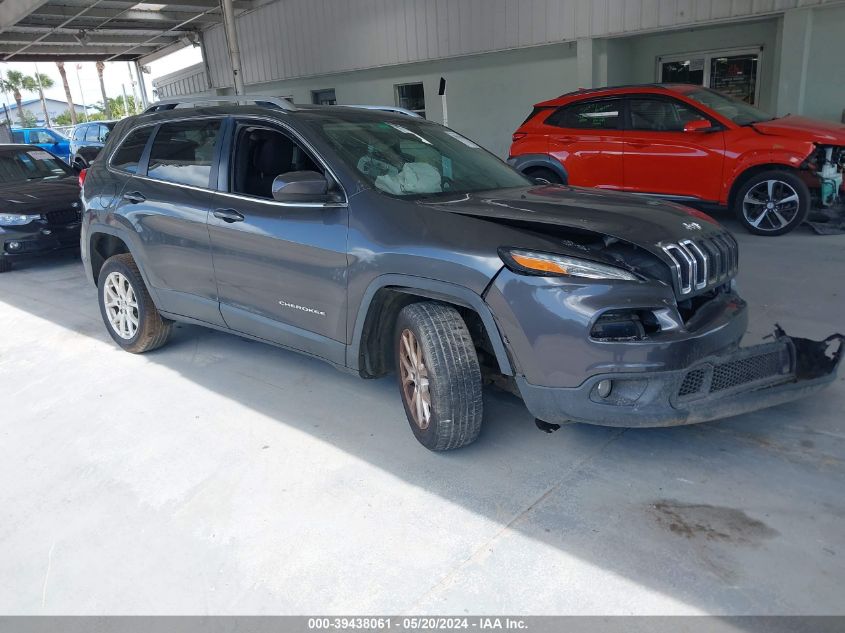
[1,222,81,257]
[518,329,844,427]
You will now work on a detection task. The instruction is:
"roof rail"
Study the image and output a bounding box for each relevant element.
[341,105,423,118]
[142,95,296,114]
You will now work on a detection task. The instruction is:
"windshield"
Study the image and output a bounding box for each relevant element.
[680,87,774,125]
[317,118,530,198]
[0,149,73,183]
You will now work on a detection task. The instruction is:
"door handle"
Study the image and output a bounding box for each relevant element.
[213,208,245,223]
[122,191,146,204]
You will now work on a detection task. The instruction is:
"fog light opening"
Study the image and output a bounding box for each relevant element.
[596,379,613,399]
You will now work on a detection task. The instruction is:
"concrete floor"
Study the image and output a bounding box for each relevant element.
[1,218,844,615]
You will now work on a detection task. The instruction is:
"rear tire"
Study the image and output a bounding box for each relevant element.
[97,253,171,353]
[525,167,565,185]
[395,302,483,451]
[734,170,809,236]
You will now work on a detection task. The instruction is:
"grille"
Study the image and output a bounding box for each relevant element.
[44,209,81,225]
[710,351,786,393]
[676,347,791,399]
[662,233,738,296]
[678,368,706,397]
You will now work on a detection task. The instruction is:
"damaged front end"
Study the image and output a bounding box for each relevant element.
[518,326,844,429]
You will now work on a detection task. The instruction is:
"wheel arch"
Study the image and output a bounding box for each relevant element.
[507,154,568,184]
[348,275,514,379]
[727,162,805,209]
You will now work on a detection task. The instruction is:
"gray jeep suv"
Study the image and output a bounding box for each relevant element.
[80,97,842,450]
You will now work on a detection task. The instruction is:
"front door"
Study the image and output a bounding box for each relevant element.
[623,96,726,201]
[545,97,625,189]
[208,120,349,364]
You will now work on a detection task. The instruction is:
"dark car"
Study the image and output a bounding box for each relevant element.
[79,97,842,451]
[69,121,117,169]
[0,144,81,273]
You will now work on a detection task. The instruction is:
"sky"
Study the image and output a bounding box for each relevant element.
[0,46,203,112]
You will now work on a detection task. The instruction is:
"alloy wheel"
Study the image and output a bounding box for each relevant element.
[742,179,801,233]
[103,271,139,340]
[399,328,432,430]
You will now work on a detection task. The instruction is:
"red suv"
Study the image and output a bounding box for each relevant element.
[509,84,845,235]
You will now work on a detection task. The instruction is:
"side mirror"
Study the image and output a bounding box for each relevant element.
[683,119,715,133]
[272,170,329,202]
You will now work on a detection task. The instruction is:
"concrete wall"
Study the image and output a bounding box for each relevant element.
[244,43,579,158]
[623,18,781,112]
[803,4,845,123]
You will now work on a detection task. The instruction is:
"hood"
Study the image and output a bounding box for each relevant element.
[420,185,725,249]
[0,177,80,214]
[750,115,845,145]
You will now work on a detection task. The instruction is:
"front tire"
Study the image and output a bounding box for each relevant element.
[97,254,171,353]
[395,302,483,451]
[734,170,809,236]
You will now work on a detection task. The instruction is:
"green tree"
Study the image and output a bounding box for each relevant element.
[23,72,55,127]
[21,109,38,127]
[55,62,77,125]
[54,110,74,126]
[1,70,30,127]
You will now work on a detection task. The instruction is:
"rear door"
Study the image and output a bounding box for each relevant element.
[544,97,625,189]
[107,117,226,325]
[622,95,726,201]
[207,118,349,364]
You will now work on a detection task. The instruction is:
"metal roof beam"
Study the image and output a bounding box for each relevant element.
[25,6,221,25]
[0,0,50,30]
[0,32,181,46]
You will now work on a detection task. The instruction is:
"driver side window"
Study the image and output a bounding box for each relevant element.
[230,125,323,199]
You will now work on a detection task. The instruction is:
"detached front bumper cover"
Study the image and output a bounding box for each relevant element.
[518,326,844,428]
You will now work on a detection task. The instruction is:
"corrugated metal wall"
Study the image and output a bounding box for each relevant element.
[152,63,210,98]
[201,0,838,89]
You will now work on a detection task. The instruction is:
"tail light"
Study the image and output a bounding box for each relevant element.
[78,168,87,189]
[512,132,527,142]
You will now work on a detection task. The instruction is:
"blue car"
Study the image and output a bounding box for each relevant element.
[11,127,71,164]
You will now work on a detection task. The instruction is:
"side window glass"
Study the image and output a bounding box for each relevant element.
[85,125,100,142]
[629,98,708,132]
[33,130,53,144]
[147,119,222,187]
[12,131,25,143]
[546,100,621,130]
[231,126,323,199]
[73,126,86,141]
[99,125,111,142]
[110,126,154,174]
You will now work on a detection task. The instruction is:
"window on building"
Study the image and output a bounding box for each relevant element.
[395,83,425,118]
[110,126,155,174]
[147,119,222,187]
[312,89,337,105]
[545,99,621,130]
[628,98,709,132]
[658,48,761,104]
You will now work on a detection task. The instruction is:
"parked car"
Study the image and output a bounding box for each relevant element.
[509,84,845,236]
[0,144,81,273]
[79,98,842,450]
[11,127,71,163]
[69,120,117,169]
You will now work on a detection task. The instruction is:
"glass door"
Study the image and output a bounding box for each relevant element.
[657,48,761,104]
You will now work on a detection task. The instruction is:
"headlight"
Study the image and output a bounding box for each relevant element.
[0,213,41,226]
[499,248,638,281]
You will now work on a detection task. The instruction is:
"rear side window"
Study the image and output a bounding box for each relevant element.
[85,126,100,142]
[546,99,621,130]
[73,126,86,141]
[12,131,24,143]
[110,126,154,174]
[147,119,222,188]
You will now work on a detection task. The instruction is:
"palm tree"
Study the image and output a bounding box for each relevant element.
[23,72,55,127]
[55,61,77,125]
[95,61,110,118]
[1,70,29,127]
